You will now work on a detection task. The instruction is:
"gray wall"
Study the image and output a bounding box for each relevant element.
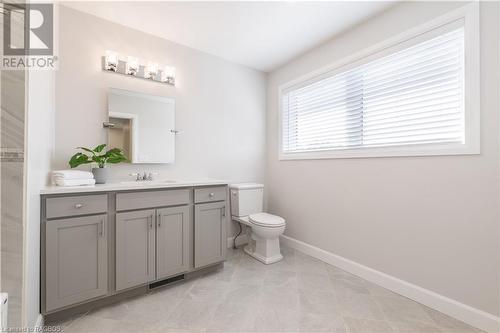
[266,1,499,316]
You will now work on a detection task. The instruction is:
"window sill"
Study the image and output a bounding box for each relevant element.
[279,143,480,160]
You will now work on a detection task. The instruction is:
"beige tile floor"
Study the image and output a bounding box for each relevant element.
[47,246,483,333]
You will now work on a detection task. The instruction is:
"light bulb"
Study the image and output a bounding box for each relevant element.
[161,66,176,84]
[145,62,158,79]
[104,50,118,71]
[126,56,139,76]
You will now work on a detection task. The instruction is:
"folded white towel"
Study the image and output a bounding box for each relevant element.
[55,178,96,187]
[52,170,94,180]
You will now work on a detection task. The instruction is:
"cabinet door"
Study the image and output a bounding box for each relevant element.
[194,201,226,268]
[45,215,107,311]
[156,206,190,279]
[116,209,155,291]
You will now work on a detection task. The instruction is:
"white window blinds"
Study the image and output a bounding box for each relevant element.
[281,27,465,155]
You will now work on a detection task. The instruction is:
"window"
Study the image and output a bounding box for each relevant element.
[280,4,479,160]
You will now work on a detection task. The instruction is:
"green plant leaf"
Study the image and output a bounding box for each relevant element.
[76,146,95,154]
[68,152,91,168]
[91,155,106,168]
[69,145,127,168]
[105,148,122,154]
[105,148,128,164]
[93,144,107,153]
[107,154,128,164]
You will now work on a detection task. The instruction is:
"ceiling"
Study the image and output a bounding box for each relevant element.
[62,1,396,72]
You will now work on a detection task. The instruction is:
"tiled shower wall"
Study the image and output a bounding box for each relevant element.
[0,69,25,327]
[0,2,27,327]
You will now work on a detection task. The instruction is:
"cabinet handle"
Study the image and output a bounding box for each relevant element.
[209,192,215,197]
[99,219,105,237]
[101,219,106,238]
[157,213,161,227]
[222,207,226,217]
[74,203,83,209]
[149,214,153,229]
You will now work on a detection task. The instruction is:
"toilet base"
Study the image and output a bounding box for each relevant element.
[243,235,283,265]
[244,245,283,264]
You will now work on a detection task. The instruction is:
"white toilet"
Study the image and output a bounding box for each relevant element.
[230,183,286,264]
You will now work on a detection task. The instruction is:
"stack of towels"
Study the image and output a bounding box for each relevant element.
[52,170,96,187]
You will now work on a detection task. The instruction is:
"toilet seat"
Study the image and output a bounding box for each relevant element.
[249,213,285,228]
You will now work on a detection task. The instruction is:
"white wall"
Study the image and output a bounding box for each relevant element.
[54,6,267,240]
[267,1,499,318]
[54,5,266,186]
[24,70,55,328]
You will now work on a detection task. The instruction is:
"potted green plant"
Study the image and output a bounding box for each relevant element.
[69,144,127,184]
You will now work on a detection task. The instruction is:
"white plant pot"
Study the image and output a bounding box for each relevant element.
[92,167,109,184]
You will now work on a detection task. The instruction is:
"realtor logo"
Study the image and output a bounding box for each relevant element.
[2,2,57,69]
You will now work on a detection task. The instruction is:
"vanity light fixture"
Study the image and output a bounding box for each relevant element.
[145,62,158,80]
[125,56,139,76]
[102,51,175,86]
[104,50,118,72]
[161,66,176,85]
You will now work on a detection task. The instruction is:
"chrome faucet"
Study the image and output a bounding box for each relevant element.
[129,172,158,181]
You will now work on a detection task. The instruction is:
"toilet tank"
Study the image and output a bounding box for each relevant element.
[229,183,264,217]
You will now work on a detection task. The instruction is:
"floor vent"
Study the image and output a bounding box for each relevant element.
[149,274,185,289]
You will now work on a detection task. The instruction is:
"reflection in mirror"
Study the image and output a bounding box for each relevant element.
[107,88,175,164]
[108,116,132,160]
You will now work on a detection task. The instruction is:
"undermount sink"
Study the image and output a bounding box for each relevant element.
[119,180,178,185]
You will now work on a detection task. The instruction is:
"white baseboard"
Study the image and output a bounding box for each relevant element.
[280,235,500,333]
[227,234,249,248]
[34,314,44,330]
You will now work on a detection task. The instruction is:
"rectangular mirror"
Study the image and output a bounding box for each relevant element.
[107,88,175,163]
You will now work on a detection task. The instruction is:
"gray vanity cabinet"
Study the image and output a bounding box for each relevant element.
[42,184,228,315]
[115,209,156,291]
[156,206,190,279]
[45,215,108,312]
[194,201,226,268]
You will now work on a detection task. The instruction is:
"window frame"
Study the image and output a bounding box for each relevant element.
[278,3,480,160]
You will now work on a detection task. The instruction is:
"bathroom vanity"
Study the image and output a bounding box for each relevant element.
[40,180,228,316]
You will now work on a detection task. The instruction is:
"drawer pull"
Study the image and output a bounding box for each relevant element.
[194,187,225,203]
[74,203,84,209]
[99,219,106,237]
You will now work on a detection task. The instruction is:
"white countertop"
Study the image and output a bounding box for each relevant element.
[41,179,228,195]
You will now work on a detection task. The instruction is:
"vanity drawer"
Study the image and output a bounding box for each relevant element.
[116,189,189,211]
[46,195,108,219]
[194,187,226,203]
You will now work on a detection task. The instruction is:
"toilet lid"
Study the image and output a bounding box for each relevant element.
[249,213,285,227]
